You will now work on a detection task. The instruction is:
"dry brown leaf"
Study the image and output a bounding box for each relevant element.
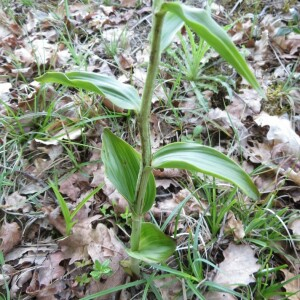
[103,174,128,214]
[58,216,127,299]
[11,270,33,298]
[31,39,55,65]
[255,113,300,158]
[59,173,90,201]
[37,251,65,286]
[119,0,137,7]
[4,191,31,212]
[253,30,270,67]
[224,211,245,241]
[35,127,83,146]
[0,222,22,254]
[289,218,300,236]
[289,217,300,248]
[281,269,300,300]
[154,276,182,299]
[26,280,66,300]
[244,141,272,164]
[58,215,126,264]
[205,291,237,300]
[208,108,248,144]
[14,48,34,65]
[213,243,261,289]
[118,53,134,70]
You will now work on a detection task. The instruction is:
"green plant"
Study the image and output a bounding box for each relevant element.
[36,0,264,276]
[90,259,113,280]
[49,180,104,235]
[164,25,235,110]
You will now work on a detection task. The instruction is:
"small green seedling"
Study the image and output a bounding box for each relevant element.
[37,0,264,276]
[49,180,104,235]
[76,273,91,286]
[90,259,113,280]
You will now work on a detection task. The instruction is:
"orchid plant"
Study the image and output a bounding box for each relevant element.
[36,0,263,276]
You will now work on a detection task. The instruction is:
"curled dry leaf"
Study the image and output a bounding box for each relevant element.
[58,216,127,300]
[154,276,182,300]
[120,0,137,8]
[205,291,237,300]
[32,251,65,287]
[289,217,300,249]
[5,191,32,212]
[224,211,245,241]
[26,280,66,300]
[58,216,126,264]
[152,188,208,220]
[59,173,90,201]
[0,222,22,254]
[281,269,300,300]
[213,243,261,289]
[255,112,300,158]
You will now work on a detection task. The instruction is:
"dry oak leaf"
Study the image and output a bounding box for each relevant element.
[58,215,126,264]
[213,243,261,289]
[59,216,127,300]
[36,251,65,286]
[224,211,245,241]
[281,269,300,300]
[0,222,22,254]
[119,0,137,7]
[59,172,90,201]
[255,113,300,158]
[5,191,31,212]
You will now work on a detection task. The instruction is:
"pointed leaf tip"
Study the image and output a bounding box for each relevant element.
[152,142,259,200]
[36,71,141,111]
[161,3,264,97]
[102,129,156,213]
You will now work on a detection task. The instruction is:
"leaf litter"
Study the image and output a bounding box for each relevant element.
[0,0,300,298]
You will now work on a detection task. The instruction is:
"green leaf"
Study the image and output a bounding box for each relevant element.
[127,222,176,263]
[161,12,184,51]
[161,3,264,96]
[152,142,259,200]
[36,71,141,111]
[102,129,156,213]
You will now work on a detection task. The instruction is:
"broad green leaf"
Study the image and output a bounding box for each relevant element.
[127,222,176,263]
[161,3,264,96]
[152,142,259,200]
[161,12,184,51]
[102,129,156,213]
[36,71,141,111]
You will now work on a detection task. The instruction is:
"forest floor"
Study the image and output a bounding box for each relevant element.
[0,0,300,299]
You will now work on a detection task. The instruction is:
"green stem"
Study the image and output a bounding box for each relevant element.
[130,6,166,276]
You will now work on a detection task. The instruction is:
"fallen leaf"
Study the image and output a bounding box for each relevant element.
[0,222,22,254]
[31,39,55,65]
[224,211,245,241]
[58,216,127,299]
[154,276,182,299]
[4,191,31,212]
[213,243,261,289]
[205,291,237,300]
[289,218,300,236]
[58,215,126,264]
[37,251,65,286]
[120,0,137,7]
[14,48,34,65]
[59,173,90,201]
[255,113,300,158]
[281,269,300,300]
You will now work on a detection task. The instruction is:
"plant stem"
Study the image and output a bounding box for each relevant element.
[130,6,166,276]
